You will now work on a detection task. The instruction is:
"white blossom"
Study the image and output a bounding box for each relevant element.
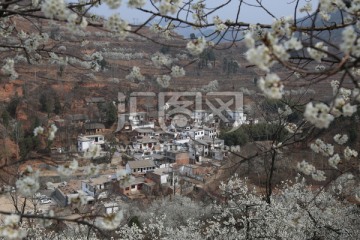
[258,73,284,99]
[33,126,44,136]
[340,26,357,54]
[0,214,27,239]
[2,59,18,80]
[41,0,69,20]
[156,75,171,88]
[151,52,173,68]
[128,0,146,8]
[307,42,328,63]
[171,65,185,78]
[333,134,348,145]
[186,37,207,55]
[312,170,326,181]
[126,66,145,81]
[297,160,316,175]
[103,0,122,9]
[105,14,130,39]
[304,102,334,128]
[299,2,312,12]
[343,146,358,160]
[16,166,40,197]
[95,211,124,230]
[328,154,341,169]
[48,124,58,141]
[57,159,78,176]
[310,139,334,157]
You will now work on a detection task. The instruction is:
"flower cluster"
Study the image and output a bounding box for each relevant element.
[41,0,69,20]
[333,134,349,145]
[258,73,284,99]
[200,80,218,92]
[304,102,334,128]
[67,14,88,32]
[186,37,207,55]
[0,214,27,239]
[153,0,181,15]
[103,0,122,9]
[33,126,44,136]
[171,65,185,78]
[16,166,40,197]
[245,44,273,72]
[328,154,341,169]
[33,124,58,141]
[1,59,18,80]
[69,191,88,205]
[343,146,358,160]
[151,52,173,68]
[299,2,312,12]
[84,143,102,158]
[128,0,146,8]
[307,42,328,63]
[271,16,293,37]
[191,1,206,25]
[126,66,145,82]
[310,139,334,157]
[95,211,124,230]
[285,123,299,134]
[105,14,130,39]
[331,97,357,117]
[48,124,58,141]
[156,75,171,88]
[150,23,174,39]
[19,31,49,53]
[57,159,79,176]
[340,26,357,54]
[213,16,227,32]
[297,160,326,181]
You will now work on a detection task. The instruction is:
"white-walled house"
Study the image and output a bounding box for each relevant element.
[126,160,156,174]
[203,126,217,138]
[146,168,169,185]
[77,135,105,152]
[81,175,113,197]
[191,110,210,123]
[186,128,205,140]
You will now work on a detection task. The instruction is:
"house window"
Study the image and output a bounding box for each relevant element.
[131,185,136,189]
[125,187,129,190]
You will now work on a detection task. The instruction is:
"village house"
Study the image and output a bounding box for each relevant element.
[146,168,170,185]
[164,150,190,165]
[126,159,156,174]
[84,123,105,135]
[52,181,95,207]
[203,126,217,138]
[187,128,205,140]
[116,176,145,196]
[77,134,105,152]
[134,128,154,137]
[132,137,158,152]
[81,175,114,197]
[66,114,89,127]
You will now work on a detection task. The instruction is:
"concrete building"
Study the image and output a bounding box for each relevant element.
[126,160,156,174]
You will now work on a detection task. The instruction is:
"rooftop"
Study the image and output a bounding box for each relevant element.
[127,159,156,169]
[82,175,113,185]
